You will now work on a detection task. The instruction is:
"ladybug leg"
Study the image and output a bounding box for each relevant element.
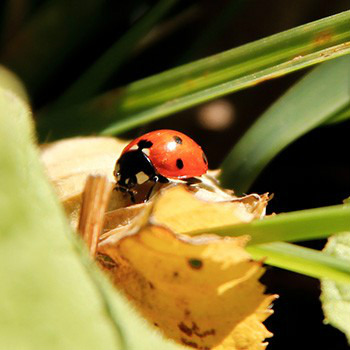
[145,174,169,202]
[127,189,136,203]
[145,179,158,202]
[114,185,137,203]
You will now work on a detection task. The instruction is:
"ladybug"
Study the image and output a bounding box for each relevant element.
[114,129,208,202]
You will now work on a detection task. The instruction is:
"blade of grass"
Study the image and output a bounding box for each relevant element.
[134,4,200,57]
[55,0,178,108]
[324,103,350,125]
[247,242,350,284]
[220,54,350,193]
[179,0,248,64]
[38,11,350,140]
[188,203,350,245]
[1,0,108,95]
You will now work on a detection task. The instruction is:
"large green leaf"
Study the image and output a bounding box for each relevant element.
[38,11,350,140]
[0,88,186,349]
[321,233,350,343]
[220,55,350,192]
[0,65,29,102]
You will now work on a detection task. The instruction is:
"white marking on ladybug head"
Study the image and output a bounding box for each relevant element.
[166,141,177,152]
[142,148,150,156]
[130,144,139,151]
[136,171,149,184]
[114,163,121,179]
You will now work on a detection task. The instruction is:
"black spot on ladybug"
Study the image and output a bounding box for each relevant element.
[188,258,203,269]
[174,135,183,144]
[176,158,184,169]
[137,139,153,149]
[173,271,179,278]
[202,152,208,165]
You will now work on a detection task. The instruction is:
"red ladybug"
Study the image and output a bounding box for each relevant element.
[114,129,208,202]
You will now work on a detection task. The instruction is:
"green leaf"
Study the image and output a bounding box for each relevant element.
[321,233,350,343]
[54,0,178,108]
[220,55,350,192]
[38,11,350,140]
[248,242,350,284]
[324,103,350,125]
[0,89,186,349]
[188,203,350,245]
[0,65,29,102]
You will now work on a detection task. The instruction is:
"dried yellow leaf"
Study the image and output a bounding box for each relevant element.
[151,185,268,234]
[40,136,129,225]
[99,222,275,350]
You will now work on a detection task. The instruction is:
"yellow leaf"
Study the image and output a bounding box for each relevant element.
[99,185,275,350]
[99,222,275,350]
[151,185,268,234]
[40,136,129,225]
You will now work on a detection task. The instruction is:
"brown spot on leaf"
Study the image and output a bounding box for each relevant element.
[178,321,216,339]
[192,322,216,338]
[148,281,155,289]
[178,322,193,336]
[173,271,179,278]
[314,31,333,46]
[188,258,203,269]
[181,338,198,348]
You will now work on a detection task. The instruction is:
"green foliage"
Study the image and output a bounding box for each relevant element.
[0,87,186,350]
[220,55,350,192]
[54,0,178,107]
[37,10,350,140]
[1,2,350,347]
[248,242,350,285]
[321,233,350,342]
[189,202,350,245]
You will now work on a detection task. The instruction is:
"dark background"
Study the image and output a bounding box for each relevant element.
[1,0,349,349]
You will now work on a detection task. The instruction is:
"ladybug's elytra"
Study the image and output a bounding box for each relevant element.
[114,129,208,202]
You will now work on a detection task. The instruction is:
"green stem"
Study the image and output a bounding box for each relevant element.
[248,242,350,284]
[188,204,350,245]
